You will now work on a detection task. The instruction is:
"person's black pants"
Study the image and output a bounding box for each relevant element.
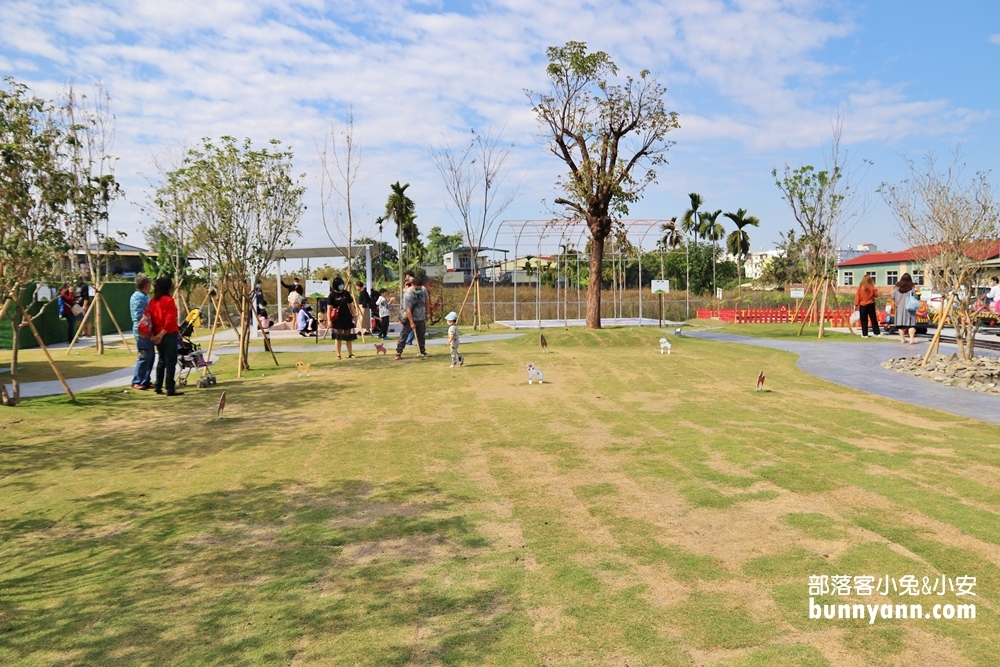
[66,314,75,342]
[396,319,426,355]
[859,303,880,337]
[379,316,390,338]
[155,332,179,393]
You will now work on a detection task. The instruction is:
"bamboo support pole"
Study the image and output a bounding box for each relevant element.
[99,293,133,353]
[65,296,99,354]
[17,303,75,401]
[922,292,956,367]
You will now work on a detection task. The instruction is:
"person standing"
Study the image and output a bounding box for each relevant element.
[327,277,357,359]
[129,275,155,390]
[356,281,373,335]
[892,273,919,345]
[75,279,92,337]
[395,276,427,359]
[147,276,183,396]
[58,283,76,342]
[376,288,391,339]
[282,277,304,323]
[446,311,463,367]
[853,274,881,338]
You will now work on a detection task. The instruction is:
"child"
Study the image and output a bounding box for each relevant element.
[446,311,463,368]
[376,288,391,339]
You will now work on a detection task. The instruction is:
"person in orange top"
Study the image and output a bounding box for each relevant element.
[853,274,881,338]
[146,276,183,396]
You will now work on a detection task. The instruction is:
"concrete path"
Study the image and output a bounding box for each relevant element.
[6,333,523,398]
[689,331,1000,424]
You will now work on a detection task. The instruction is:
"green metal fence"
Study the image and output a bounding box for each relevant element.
[1,282,135,350]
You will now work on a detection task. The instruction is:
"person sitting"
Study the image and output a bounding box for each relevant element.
[985,277,1000,311]
[297,303,318,336]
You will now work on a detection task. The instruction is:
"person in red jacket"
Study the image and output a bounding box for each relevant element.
[147,276,183,396]
[853,273,881,338]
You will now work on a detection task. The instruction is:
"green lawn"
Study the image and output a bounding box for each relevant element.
[1,329,997,665]
[692,320,869,341]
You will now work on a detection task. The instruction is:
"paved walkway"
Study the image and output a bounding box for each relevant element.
[689,331,1000,424]
[5,333,523,398]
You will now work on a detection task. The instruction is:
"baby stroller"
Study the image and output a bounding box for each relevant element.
[177,308,217,389]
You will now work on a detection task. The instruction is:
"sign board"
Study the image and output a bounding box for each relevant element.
[790,288,805,299]
[650,279,670,294]
[34,283,52,302]
[305,280,329,298]
[717,288,723,300]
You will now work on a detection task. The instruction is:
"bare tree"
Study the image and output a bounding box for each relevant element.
[774,118,869,337]
[432,126,519,329]
[61,84,123,353]
[882,149,999,362]
[159,137,304,376]
[317,106,366,284]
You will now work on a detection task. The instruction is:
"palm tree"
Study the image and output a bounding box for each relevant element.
[724,208,761,298]
[658,216,682,279]
[700,209,725,299]
[385,182,416,299]
[680,193,703,318]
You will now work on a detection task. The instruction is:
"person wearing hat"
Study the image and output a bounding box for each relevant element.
[297,302,318,337]
[446,311,463,368]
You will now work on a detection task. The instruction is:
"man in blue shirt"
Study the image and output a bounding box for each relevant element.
[129,275,155,390]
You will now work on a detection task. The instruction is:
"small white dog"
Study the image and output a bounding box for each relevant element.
[659,338,672,355]
[526,362,544,384]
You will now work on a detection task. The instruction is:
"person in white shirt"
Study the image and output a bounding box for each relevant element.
[985,277,1000,313]
[375,288,391,339]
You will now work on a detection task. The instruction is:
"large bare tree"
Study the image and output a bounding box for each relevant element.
[432,126,519,329]
[528,41,679,328]
[882,150,999,362]
[317,106,366,284]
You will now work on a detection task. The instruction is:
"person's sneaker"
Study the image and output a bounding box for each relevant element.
[450,363,456,368]
[166,391,184,396]
[131,384,146,390]
[419,353,427,358]
[459,356,464,366]
[142,382,154,389]
[394,355,402,360]
[154,388,163,395]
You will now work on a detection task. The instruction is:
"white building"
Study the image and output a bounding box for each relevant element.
[744,249,782,280]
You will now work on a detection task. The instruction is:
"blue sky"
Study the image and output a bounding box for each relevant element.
[2,0,998,259]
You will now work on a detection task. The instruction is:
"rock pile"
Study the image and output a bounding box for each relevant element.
[881,353,1000,395]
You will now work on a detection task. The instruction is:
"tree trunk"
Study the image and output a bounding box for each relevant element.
[8,292,24,406]
[586,233,606,329]
[817,277,830,339]
[237,294,248,377]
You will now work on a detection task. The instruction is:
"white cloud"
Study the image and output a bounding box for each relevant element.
[0,0,989,252]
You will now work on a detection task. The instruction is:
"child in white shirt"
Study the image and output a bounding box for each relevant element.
[446,311,463,368]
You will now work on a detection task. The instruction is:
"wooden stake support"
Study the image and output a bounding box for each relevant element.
[922,292,955,367]
[99,292,132,353]
[16,302,75,401]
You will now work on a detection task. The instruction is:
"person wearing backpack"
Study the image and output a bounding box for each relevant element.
[129,275,155,390]
[147,276,183,396]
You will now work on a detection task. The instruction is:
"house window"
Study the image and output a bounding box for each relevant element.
[886,271,898,285]
[866,271,877,281]
[913,270,924,285]
[842,271,854,286]
[459,255,471,269]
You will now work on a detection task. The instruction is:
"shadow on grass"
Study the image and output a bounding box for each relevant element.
[0,375,344,479]
[0,480,514,665]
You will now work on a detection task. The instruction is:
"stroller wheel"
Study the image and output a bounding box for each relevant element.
[209,376,217,386]
[178,377,187,387]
